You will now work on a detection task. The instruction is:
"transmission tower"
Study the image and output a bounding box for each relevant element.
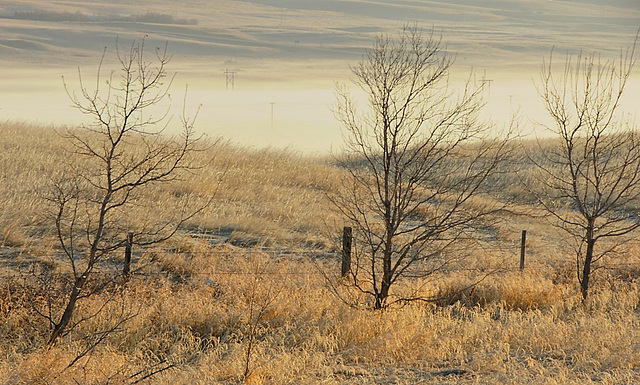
[480,69,493,94]
[224,69,237,90]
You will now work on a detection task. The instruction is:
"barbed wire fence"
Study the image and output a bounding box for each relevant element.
[3,226,639,281]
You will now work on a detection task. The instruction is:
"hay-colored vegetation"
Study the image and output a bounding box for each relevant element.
[1,121,640,384]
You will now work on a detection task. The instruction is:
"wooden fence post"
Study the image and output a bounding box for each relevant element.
[123,232,133,276]
[341,226,352,277]
[520,230,527,271]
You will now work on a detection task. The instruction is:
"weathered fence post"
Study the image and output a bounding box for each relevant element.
[341,226,352,277]
[519,230,527,271]
[123,232,133,276]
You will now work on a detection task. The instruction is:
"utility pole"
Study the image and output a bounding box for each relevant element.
[270,102,275,129]
[224,69,237,91]
[480,69,493,94]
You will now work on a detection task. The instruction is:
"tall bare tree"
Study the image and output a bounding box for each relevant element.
[332,25,513,309]
[529,36,639,300]
[42,38,205,345]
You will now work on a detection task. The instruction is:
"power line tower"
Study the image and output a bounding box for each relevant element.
[480,69,493,94]
[270,102,275,129]
[224,69,237,90]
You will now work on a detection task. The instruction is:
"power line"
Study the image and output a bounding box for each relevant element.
[270,102,275,129]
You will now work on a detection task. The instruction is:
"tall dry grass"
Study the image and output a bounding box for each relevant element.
[2,241,640,384]
[0,122,343,250]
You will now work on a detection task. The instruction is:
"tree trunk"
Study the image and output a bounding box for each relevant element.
[375,284,389,309]
[48,276,85,345]
[375,265,392,309]
[580,225,595,301]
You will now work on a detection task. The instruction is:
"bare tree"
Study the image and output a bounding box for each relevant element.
[529,35,639,300]
[332,25,513,309]
[241,258,284,381]
[43,38,205,345]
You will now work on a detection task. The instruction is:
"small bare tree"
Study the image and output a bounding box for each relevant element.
[332,25,513,309]
[43,38,205,345]
[529,36,639,300]
[241,258,284,381]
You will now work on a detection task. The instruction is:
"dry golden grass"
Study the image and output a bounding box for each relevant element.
[0,122,343,249]
[2,121,640,384]
[3,244,640,384]
[189,143,343,247]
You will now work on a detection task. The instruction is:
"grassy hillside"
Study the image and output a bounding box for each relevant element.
[1,0,637,68]
[1,121,640,384]
[0,122,341,251]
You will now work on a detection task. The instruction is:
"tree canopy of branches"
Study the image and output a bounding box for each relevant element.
[43,38,204,345]
[332,25,513,309]
[530,36,638,300]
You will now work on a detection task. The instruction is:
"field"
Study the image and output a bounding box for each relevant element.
[1,122,640,384]
[1,1,640,383]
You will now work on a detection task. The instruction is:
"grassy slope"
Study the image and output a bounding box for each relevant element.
[1,0,638,68]
[1,122,640,384]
